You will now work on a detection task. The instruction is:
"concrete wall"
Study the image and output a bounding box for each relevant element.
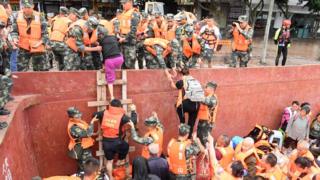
[1,65,320,178]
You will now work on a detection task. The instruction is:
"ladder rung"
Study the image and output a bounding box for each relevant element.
[96,150,105,156]
[97,79,126,86]
[88,99,133,107]
[129,146,135,152]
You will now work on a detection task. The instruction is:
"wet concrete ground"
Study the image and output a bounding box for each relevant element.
[212,38,320,68]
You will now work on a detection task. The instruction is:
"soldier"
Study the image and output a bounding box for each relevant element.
[79,8,89,21]
[167,124,201,180]
[164,14,176,41]
[118,0,140,69]
[64,16,102,70]
[180,26,203,68]
[143,37,177,78]
[136,12,149,69]
[196,81,218,146]
[149,11,166,39]
[129,112,164,159]
[67,107,98,171]
[49,6,71,70]
[110,9,122,38]
[0,19,10,120]
[11,0,49,71]
[199,18,220,68]
[230,15,253,68]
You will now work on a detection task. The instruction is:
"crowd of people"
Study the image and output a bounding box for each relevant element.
[30,64,319,180]
[0,0,311,180]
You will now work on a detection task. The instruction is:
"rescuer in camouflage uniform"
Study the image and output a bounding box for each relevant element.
[67,107,98,171]
[78,8,89,21]
[64,16,101,70]
[0,20,11,129]
[130,113,163,146]
[49,6,70,70]
[168,124,201,180]
[175,14,191,69]
[117,0,140,69]
[181,26,204,68]
[10,0,50,71]
[136,12,149,69]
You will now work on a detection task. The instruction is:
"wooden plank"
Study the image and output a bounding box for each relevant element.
[129,146,135,152]
[88,99,133,107]
[97,79,126,86]
[122,70,128,112]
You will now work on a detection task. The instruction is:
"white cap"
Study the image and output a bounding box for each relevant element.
[148,143,159,155]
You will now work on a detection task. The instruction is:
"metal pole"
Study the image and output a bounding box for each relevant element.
[261,0,275,64]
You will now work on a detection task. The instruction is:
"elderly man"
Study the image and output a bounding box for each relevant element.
[235,137,260,179]
[147,143,170,180]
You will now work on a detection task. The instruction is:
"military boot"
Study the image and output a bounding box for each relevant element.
[0,122,8,129]
[0,108,10,115]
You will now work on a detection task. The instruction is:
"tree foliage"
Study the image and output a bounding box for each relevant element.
[243,0,265,29]
[275,0,290,18]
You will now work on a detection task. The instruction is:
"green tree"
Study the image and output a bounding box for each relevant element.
[275,0,290,18]
[243,0,265,29]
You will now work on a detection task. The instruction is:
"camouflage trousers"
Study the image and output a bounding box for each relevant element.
[201,48,214,64]
[91,51,102,70]
[81,53,95,70]
[0,72,12,109]
[68,144,93,171]
[17,49,49,71]
[51,41,67,70]
[197,120,214,146]
[230,51,249,68]
[63,48,81,71]
[136,41,145,69]
[181,55,199,69]
[121,44,137,69]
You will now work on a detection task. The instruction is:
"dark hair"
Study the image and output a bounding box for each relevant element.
[221,135,230,147]
[110,99,122,107]
[231,161,244,178]
[265,153,277,167]
[300,102,311,108]
[83,157,100,176]
[253,176,268,180]
[132,156,150,180]
[180,67,190,76]
[295,157,312,169]
[292,101,300,106]
[301,105,311,115]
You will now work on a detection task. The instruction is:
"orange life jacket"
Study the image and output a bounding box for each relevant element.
[165,25,176,41]
[201,30,217,49]
[137,20,149,35]
[167,138,192,175]
[0,4,8,26]
[235,143,260,169]
[289,150,316,174]
[17,11,45,53]
[144,38,171,58]
[100,19,114,35]
[217,146,235,170]
[182,35,201,58]
[232,27,252,52]
[67,118,95,151]
[50,16,71,42]
[197,94,218,123]
[101,106,125,139]
[119,8,138,35]
[258,166,285,180]
[43,176,80,180]
[152,20,167,38]
[141,127,164,159]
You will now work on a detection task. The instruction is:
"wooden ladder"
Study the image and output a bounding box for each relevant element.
[87,70,133,170]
